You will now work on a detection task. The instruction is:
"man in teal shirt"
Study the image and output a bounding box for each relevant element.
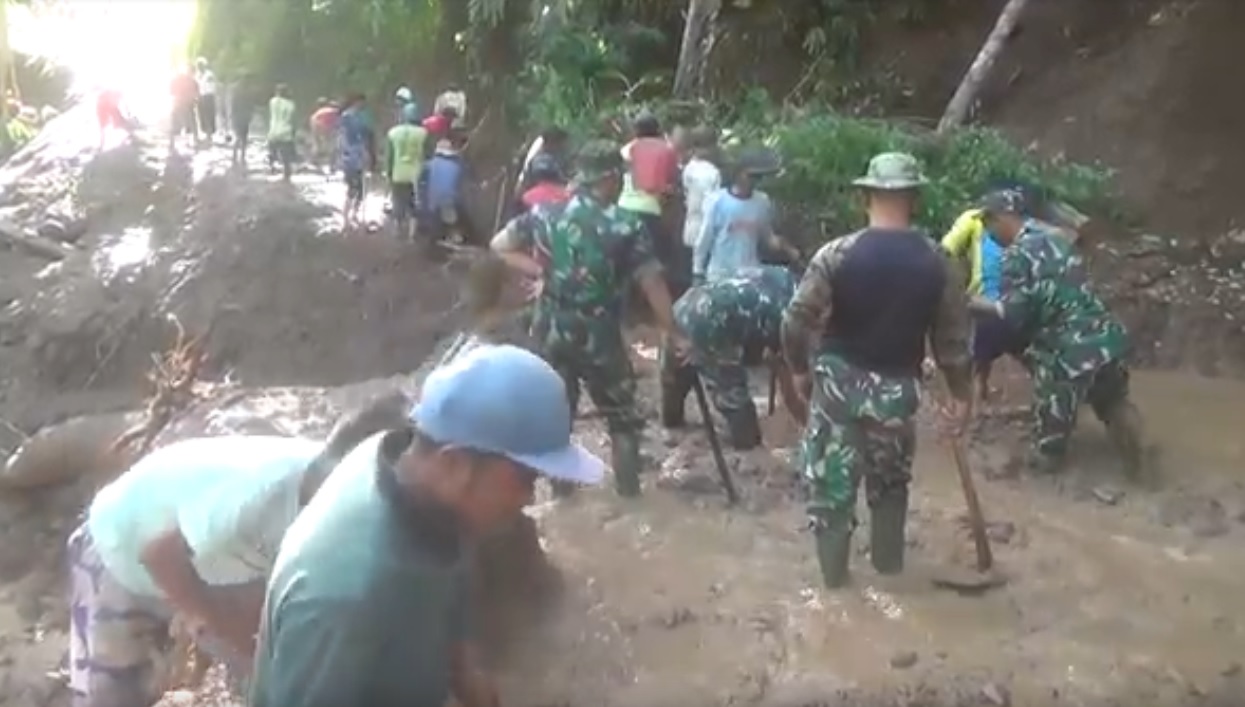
[251,345,604,707]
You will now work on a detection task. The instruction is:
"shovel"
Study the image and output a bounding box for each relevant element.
[931,436,1006,593]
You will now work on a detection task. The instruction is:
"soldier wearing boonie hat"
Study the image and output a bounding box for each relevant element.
[781,151,973,589]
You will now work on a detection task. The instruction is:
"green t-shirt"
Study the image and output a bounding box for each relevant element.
[387,124,429,184]
[250,430,471,707]
[267,96,296,141]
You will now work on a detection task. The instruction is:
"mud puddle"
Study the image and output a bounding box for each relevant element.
[490,361,1245,706]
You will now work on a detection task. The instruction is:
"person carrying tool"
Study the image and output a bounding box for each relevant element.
[251,345,604,707]
[969,189,1145,478]
[490,141,691,498]
[782,152,973,589]
[694,146,800,284]
[66,399,406,707]
[662,265,806,450]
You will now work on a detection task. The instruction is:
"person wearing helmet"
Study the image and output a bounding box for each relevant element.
[490,140,691,499]
[393,86,414,123]
[386,102,429,241]
[782,152,972,590]
[517,153,569,212]
[692,145,798,284]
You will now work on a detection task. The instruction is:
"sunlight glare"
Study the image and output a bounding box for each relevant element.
[11,0,198,112]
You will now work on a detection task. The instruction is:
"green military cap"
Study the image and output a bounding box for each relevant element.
[852,151,928,190]
[574,139,625,182]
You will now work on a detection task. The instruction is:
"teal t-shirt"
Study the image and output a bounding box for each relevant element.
[86,436,322,597]
[251,430,471,707]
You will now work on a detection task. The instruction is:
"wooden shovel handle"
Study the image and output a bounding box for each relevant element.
[950,437,994,572]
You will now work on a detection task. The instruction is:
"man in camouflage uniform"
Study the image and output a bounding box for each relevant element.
[662,265,806,450]
[491,140,690,497]
[970,189,1145,477]
[782,153,973,588]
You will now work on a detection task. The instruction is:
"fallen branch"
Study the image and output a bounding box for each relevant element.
[0,218,68,260]
[937,0,1033,132]
[109,316,213,459]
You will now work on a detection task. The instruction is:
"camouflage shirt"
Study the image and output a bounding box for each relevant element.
[782,228,973,399]
[1000,222,1128,378]
[492,190,662,321]
[674,265,797,364]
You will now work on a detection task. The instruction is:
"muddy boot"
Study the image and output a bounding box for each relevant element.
[1103,400,1146,481]
[868,490,908,575]
[811,510,855,589]
[610,432,643,498]
[660,364,695,428]
[723,406,763,451]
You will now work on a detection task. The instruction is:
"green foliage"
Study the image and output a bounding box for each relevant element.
[764,112,1112,245]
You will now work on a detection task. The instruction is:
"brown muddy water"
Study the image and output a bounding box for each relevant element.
[489,360,1245,707]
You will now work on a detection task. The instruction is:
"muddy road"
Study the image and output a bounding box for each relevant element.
[0,107,1243,707]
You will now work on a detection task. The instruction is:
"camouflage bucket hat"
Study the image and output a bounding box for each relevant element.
[574,140,625,182]
[979,188,1027,216]
[852,152,927,191]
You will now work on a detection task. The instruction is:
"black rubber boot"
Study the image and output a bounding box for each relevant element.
[660,364,696,428]
[811,509,856,589]
[611,432,643,498]
[723,406,763,451]
[868,489,909,575]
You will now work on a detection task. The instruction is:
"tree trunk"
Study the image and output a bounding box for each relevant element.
[672,0,721,99]
[936,0,1032,132]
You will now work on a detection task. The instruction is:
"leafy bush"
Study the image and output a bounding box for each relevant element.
[762,113,1113,245]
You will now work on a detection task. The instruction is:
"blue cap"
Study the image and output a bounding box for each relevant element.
[411,345,605,485]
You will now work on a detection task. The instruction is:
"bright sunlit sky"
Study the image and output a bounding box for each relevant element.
[11,0,197,111]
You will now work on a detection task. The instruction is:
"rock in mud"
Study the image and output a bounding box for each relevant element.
[1092,485,1125,506]
[0,412,141,491]
[981,682,1012,706]
[890,650,919,669]
[1160,495,1230,538]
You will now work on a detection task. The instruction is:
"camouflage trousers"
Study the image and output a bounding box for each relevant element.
[660,339,756,417]
[801,352,921,517]
[534,312,643,434]
[1031,357,1130,459]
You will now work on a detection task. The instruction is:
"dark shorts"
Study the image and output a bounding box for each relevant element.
[390,182,415,220]
[344,169,365,200]
[972,311,1025,365]
[269,139,295,163]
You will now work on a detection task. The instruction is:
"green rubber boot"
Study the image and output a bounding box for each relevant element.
[611,432,643,498]
[812,510,856,589]
[868,490,909,575]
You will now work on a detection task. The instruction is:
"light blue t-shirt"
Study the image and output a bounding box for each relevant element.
[693,188,774,283]
[86,436,322,597]
[980,230,1005,300]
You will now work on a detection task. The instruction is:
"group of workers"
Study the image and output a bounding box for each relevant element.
[63,105,1148,707]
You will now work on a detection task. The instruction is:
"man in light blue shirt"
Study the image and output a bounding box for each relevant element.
[693,148,799,283]
[66,396,406,707]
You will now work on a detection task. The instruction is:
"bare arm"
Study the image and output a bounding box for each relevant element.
[489,215,543,279]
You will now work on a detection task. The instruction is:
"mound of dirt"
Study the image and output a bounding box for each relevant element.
[0,107,467,441]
